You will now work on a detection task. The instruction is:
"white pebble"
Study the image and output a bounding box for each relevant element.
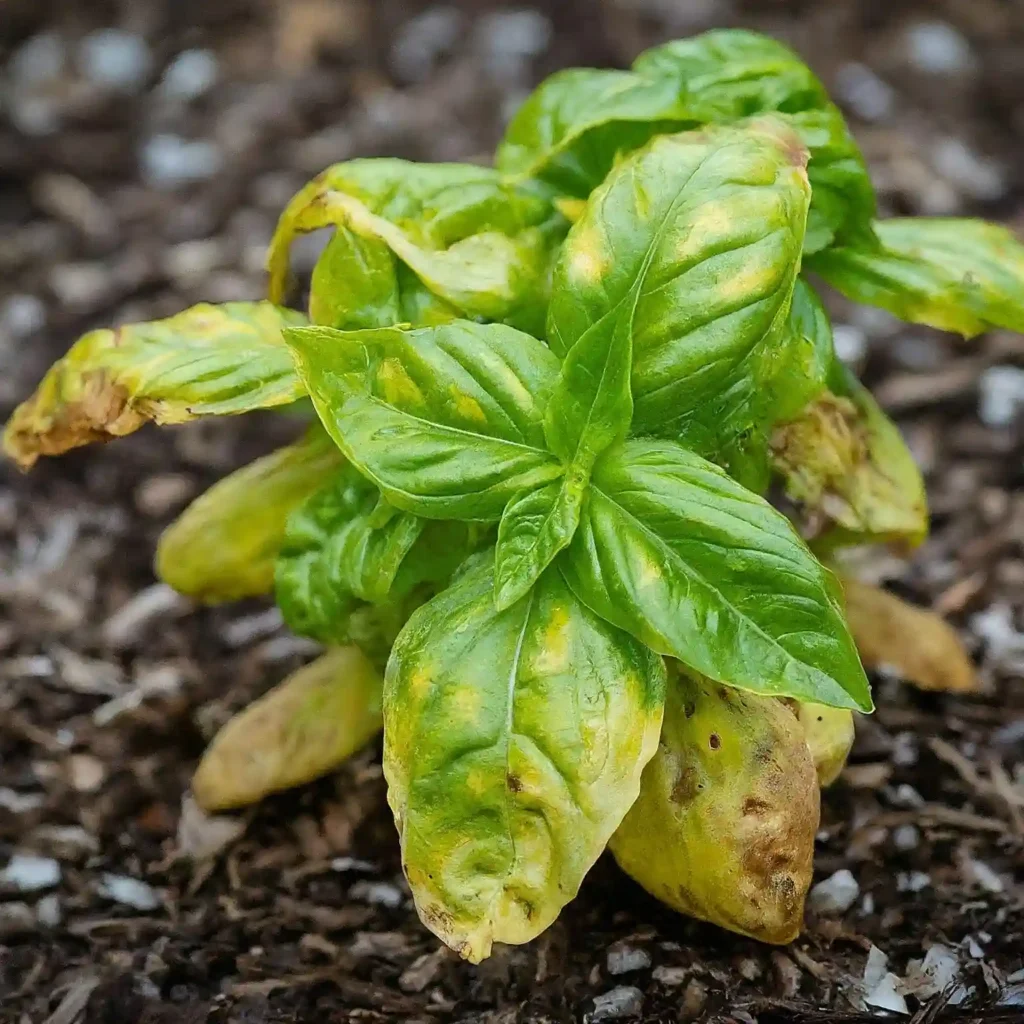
[10,33,66,88]
[964,856,1004,894]
[1,294,46,339]
[36,894,63,928]
[587,985,644,1022]
[141,134,223,189]
[809,869,859,915]
[98,873,161,910]
[832,324,868,366]
[897,870,931,893]
[158,49,219,102]
[933,138,1006,202]
[606,943,652,975]
[79,29,153,92]
[865,972,908,1014]
[835,63,895,123]
[0,853,61,892]
[979,366,1024,428]
[0,788,45,814]
[892,824,920,851]
[651,965,688,987]
[906,22,975,75]
[349,880,404,908]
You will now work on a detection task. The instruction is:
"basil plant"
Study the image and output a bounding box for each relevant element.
[7,30,1012,961]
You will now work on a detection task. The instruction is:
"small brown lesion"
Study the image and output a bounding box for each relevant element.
[506,773,523,793]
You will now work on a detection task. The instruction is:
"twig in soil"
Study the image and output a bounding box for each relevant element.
[929,737,1024,834]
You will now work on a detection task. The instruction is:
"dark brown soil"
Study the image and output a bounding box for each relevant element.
[1,2,1023,1021]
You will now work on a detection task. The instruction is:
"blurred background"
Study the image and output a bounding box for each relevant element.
[1,2,1022,1022]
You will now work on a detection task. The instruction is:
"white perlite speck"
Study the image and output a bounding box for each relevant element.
[809,869,859,915]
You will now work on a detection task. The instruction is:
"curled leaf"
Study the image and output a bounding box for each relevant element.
[156,426,343,604]
[192,646,383,812]
[3,302,308,469]
[789,702,855,787]
[610,666,819,944]
[841,578,979,694]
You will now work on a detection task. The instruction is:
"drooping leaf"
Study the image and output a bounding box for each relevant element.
[192,647,383,812]
[809,218,1024,337]
[841,577,980,694]
[384,557,666,963]
[561,439,872,711]
[284,321,563,520]
[275,461,477,644]
[156,424,343,603]
[546,121,811,459]
[3,302,308,469]
[784,700,855,787]
[268,159,565,335]
[610,665,819,944]
[496,68,692,197]
[493,479,582,610]
[771,363,928,550]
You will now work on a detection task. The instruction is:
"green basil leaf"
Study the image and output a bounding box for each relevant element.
[384,557,666,962]
[809,217,1024,337]
[772,363,928,551]
[493,479,582,610]
[269,159,565,334]
[3,302,307,469]
[156,424,343,604]
[547,121,810,458]
[284,321,563,520]
[496,68,692,197]
[561,439,871,711]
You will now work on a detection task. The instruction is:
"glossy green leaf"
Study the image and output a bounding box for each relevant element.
[268,159,564,335]
[809,218,1024,337]
[493,479,582,609]
[547,121,810,458]
[3,302,308,469]
[771,363,928,550]
[384,556,666,962]
[496,68,692,197]
[284,321,563,520]
[156,424,343,604]
[561,439,872,711]
[275,461,477,644]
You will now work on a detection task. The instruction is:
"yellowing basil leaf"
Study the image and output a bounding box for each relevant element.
[809,218,1024,337]
[562,439,871,711]
[771,363,928,550]
[496,68,692,197]
[268,159,564,334]
[192,647,383,812]
[3,302,308,469]
[493,479,582,610]
[156,424,343,604]
[610,665,819,944]
[384,558,666,963]
[547,121,810,457]
[284,321,563,520]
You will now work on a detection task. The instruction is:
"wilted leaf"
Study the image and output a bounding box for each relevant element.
[4,302,308,469]
[788,701,855,787]
[841,578,979,694]
[610,666,819,944]
[156,425,343,603]
[192,647,383,812]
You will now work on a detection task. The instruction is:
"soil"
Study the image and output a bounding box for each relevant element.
[1,1,1023,1022]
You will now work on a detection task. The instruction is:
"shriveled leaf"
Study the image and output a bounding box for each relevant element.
[275,460,475,645]
[562,439,872,711]
[284,321,563,520]
[841,578,979,694]
[610,666,819,944]
[809,218,1024,337]
[156,425,343,603]
[786,701,855,787]
[771,365,928,550]
[192,647,383,812]
[496,68,692,197]
[4,302,308,469]
[493,479,582,610]
[384,557,666,963]
[547,120,810,457]
[268,159,564,335]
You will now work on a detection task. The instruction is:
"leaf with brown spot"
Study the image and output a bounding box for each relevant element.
[841,578,980,694]
[4,302,309,469]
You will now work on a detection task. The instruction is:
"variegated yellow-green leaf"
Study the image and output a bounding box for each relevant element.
[770,363,928,550]
[562,439,872,711]
[192,647,383,812]
[384,556,666,963]
[546,120,811,458]
[610,666,819,944]
[3,302,308,469]
[809,218,1024,337]
[787,701,855,787]
[284,321,563,520]
[156,424,343,603]
[268,159,564,336]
